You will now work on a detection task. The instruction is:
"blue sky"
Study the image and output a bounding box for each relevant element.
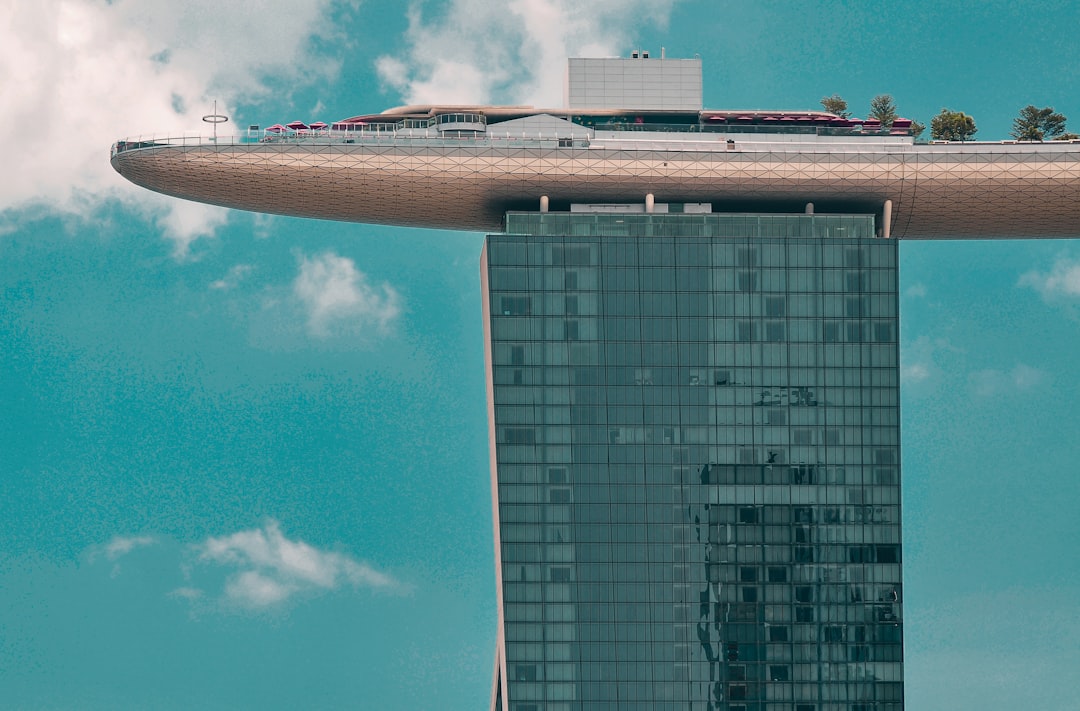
[2,1,1079,709]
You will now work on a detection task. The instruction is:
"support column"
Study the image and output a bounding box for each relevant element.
[645,193,655,213]
[540,195,549,213]
[883,199,893,238]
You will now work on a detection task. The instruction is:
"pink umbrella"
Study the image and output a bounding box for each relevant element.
[265,124,286,133]
[309,121,328,130]
[286,121,309,130]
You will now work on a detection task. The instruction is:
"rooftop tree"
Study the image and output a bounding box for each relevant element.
[1012,105,1068,141]
[930,109,978,141]
[820,94,851,118]
[869,95,898,128]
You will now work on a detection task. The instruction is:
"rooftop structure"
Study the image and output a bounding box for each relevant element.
[567,54,703,110]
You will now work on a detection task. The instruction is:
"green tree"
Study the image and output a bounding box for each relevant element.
[869,95,898,128]
[930,109,977,141]
[820,94,850,118]
[910,119,926,139]
[1054,132,1079,141]
[1011,105,1068,141]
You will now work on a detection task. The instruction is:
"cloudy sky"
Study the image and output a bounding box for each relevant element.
[2,1,1079,709]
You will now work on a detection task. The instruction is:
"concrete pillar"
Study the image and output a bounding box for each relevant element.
[883,199,893,239]
[805,202,814,215]
[645,193,655,213]
[540,195,549,213]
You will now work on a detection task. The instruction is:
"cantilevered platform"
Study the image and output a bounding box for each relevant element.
[111,123,1080,238]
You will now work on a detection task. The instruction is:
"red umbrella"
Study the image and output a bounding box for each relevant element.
[286,121,309,130]
[309,121,328,130]
[265,124,286,133]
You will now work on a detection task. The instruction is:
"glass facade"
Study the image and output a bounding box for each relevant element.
[483,213,903,711]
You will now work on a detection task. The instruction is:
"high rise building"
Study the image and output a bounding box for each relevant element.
[111,54,1080,711]
[484,212,900,711]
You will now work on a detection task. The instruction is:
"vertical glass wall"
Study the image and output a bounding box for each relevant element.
[484,214,902,711]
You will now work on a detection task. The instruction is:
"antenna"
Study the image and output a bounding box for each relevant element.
[202,100,228,141]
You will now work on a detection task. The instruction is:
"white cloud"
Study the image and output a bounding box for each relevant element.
[1010,363,1045,389]
[904,282,928,298]
[197,520,398,609]
[225,570,296,607]
[251,213,276,240]
[104,535,157,560]
[376,0,678,107]
[152,199,231,260]
[970,363,1046,398]
[91,535,158,576]
[900,362,930,383]
[900,335,959,386]
[210,263,254,291]
[0,0,343,254]
[1019,256,1080,300]
[293,251,401,338]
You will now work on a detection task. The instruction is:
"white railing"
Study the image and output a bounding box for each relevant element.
[111,128,1080,159]
[111,129,592,157]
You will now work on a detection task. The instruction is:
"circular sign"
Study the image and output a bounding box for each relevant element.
[202,114,229,124]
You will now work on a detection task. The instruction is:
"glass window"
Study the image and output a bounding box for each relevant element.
[845,297,866,317]
[737,271,758,291]
[769,625,789,642]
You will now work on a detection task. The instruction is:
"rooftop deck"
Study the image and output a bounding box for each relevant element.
[110,108,1080,238]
